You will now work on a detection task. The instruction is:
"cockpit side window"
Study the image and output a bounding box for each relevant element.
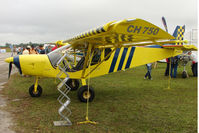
[46,45,112,71]
[104,48,112,61]
[91,49,101,65]
[74,48,112,69]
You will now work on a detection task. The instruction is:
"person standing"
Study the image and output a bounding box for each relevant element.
[38,45,45,54]
[45,45,52,54]
[188,51,198,77]
[165,58,170,76]
[52,44,58,51]
[22,47,30,55]
[170,56,180,78]
[144,63,153,80]
[30,45,38,54]
[17,47,22,55]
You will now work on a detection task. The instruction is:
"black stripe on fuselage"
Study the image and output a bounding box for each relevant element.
[125,47,135,69]
[117,48,128,71]
[109,48,120,73]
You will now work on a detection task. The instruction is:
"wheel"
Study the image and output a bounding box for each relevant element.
[182,71,187,78]
[78,85,95,102]
[66,79,80,91]
[29,84,42,97]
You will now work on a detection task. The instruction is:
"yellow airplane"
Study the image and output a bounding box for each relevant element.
[5,18,197,102]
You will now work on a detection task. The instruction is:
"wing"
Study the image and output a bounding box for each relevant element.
[63,18,177,49]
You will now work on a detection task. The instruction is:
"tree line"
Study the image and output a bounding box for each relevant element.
[0,42,44,48]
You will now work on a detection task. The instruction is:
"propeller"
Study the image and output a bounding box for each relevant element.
[8,62,12,79]
[162,16,168,32]
[6,47,14,79]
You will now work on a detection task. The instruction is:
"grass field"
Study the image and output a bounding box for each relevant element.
[1,47,11,52]
[2,63,197,133]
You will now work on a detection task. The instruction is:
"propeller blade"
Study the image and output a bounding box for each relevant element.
[8,62,12,79]
[162,16,168,32]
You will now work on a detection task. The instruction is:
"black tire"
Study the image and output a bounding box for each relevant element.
[29,84,42,97]
[66,79,80,91]
[78,85,95,103]
[182,71,187,78]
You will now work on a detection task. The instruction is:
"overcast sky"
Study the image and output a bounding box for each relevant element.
[0,0,197,45]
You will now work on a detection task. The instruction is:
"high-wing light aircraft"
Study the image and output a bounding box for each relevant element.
[5,18,197,103]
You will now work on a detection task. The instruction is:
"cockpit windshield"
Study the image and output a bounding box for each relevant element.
[47,44,71,67]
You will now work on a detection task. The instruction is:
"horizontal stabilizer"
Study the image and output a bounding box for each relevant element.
[163,45,197,51]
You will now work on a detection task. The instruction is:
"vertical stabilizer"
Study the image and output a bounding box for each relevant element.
[173,25,185,45]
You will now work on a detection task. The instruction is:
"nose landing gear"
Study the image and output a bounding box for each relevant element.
[29,77,43,97]
[29,84,43,97]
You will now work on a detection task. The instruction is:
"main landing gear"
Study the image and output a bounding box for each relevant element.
[78,85,95,103]
[66,79,95,103]
[28,77,95,102]
[65,79,95,102]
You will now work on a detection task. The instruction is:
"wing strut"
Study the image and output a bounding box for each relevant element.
[78,43,97,125]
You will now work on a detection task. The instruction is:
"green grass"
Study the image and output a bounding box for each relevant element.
[2,47,11,52]
[2,63,197,133]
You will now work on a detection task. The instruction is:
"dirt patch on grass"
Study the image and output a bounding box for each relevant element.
[0,82,15,133]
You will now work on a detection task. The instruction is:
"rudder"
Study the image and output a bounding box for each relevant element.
[173,25,185,45]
